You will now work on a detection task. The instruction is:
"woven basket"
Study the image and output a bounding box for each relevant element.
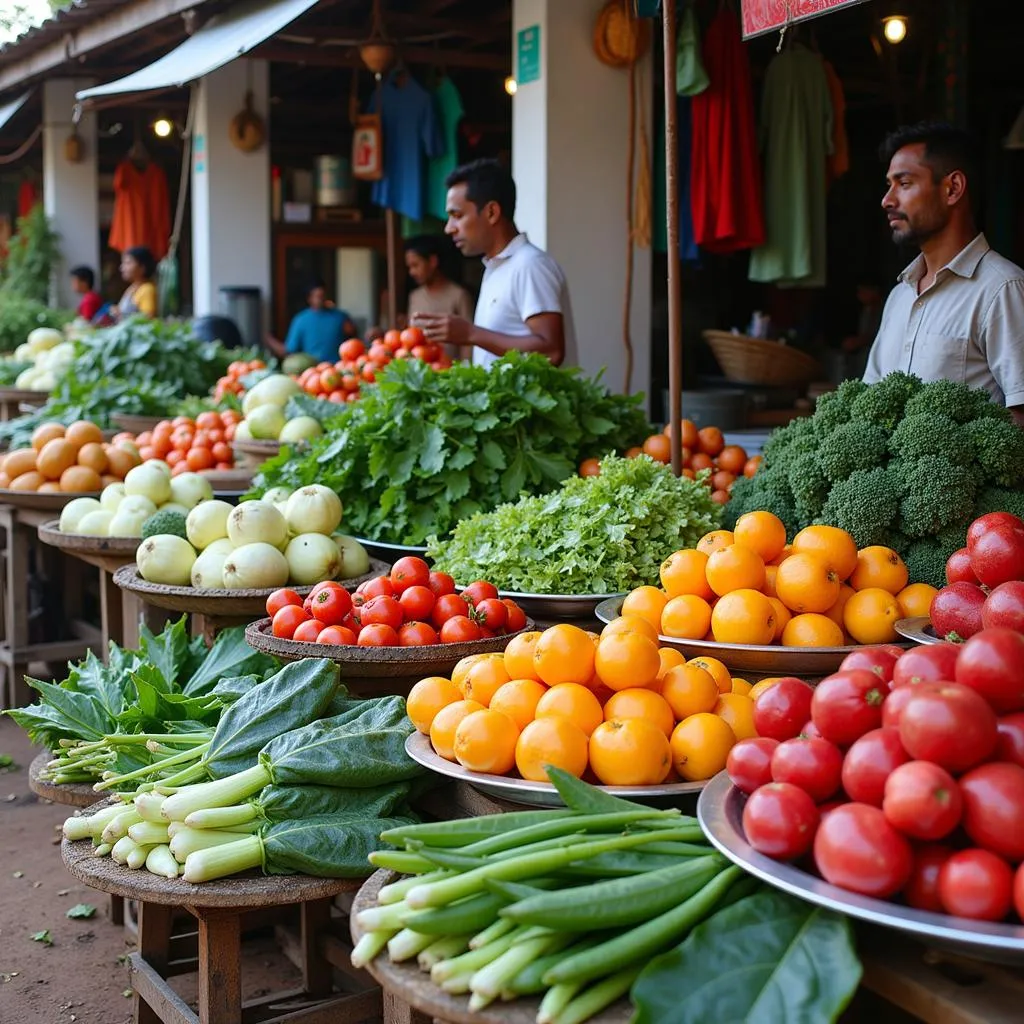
[702,331,822,388]
[594,0,650,68]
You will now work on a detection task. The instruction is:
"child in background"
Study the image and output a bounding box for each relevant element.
[70,265,103,322]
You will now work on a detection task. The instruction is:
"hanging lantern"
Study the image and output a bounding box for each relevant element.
[359,0,396,78]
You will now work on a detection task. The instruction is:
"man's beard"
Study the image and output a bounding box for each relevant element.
[890,214,944,248]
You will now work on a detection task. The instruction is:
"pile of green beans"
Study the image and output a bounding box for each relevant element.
[351,806,752,1024]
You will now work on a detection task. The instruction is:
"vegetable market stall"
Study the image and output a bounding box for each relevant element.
[0,386,48,423]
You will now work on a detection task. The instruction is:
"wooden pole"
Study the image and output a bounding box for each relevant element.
[662,0,682,475]
[385,207,400,328]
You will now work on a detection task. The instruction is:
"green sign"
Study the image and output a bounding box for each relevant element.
[517,25,541,85]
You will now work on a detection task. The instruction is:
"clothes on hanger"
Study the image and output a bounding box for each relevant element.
[426,75,464,222]
[654,96,700,264]
[109,159,171,259]
[748,44,833,288]
[689,6,765,254]
[824,60,849,185]
[676,3,709,97]
[17,178,37,218]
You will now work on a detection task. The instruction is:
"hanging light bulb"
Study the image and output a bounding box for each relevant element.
[504,76,518,96]
[152,117,173,138]
[882,16,908,44]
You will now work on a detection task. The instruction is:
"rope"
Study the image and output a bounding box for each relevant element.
[622,48,637,394]
[166,84,198,261]
[0,125,41,165]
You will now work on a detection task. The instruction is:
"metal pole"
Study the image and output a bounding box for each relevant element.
[662,0,682,475]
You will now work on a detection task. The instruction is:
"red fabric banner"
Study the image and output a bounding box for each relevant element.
[741,0,870,40]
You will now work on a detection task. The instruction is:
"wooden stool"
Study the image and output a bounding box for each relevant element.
[63,835,381,1024]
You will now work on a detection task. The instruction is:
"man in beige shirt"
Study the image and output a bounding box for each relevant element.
[405,235,474,321]
[863,122,1024,422]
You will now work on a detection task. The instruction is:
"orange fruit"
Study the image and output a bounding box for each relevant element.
[38,481,61,493]
[503,631,543,682]
[733,511,787,563]
[429,699,486,760]
[730,678,753,696]
[687,656,733,695]
[0,472,10,488]
[775,553,840,614]
[60,465,102,493]
[10,470,44,491]
[897,582,939,619]
[763,564,779,599]
[406,676,462,734]
[824,583,856,632]
[453,653,500,695]
[716,445,748,475]
[533,624,596,686]
[30,423,64,452]
[768,598,791,642]
[620,587,669,633]
[781,613,845,648]
[603,688,675,737]
[749,677,786,702]
[453,709,520,774]
[600,614,659,643]
[535,682,604,736]
[594,631,661,691]
[64,420,104,450]
[489,678,548,730]
[659,549,713,600]
[579,457,601,477]
[696,530,734,557]
[710,589,776,645]
[769,544,793,566]
[104,446,135,480]
[792,525,859,581]
[515,716,590,781]
[849,546,910,594]
[697,426,725,457]
[705,544,766,597]
[3,447,38,480]
[462,657,512,706]
[661,664,719,719]
[660,595,712,640]
[657,647,686,680]
[670,714,736,781]
[37,438,77,480]
[642,433,671,463]
[589,719,672,786]
[714,692,757,740]
[844,587,902,645]
[76,442,109,475]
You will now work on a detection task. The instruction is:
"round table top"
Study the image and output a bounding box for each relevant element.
[350,870,630,1024]
[28,750,101,808]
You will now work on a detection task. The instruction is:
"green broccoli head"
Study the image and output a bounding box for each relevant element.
[817,466,900,548]
[761,416,817,465]
[816,421,889,483]
[724,469,801,537]
[141,509,189,541]
[973,485,1024,522]
[902,379,1007,425]
[850,371,923,431]
[964,418,1024,487]
[787,451,830,521]
[894,455,977,538]
[812,379,867,437]
[888,413,971,466]
[900,536,960,589]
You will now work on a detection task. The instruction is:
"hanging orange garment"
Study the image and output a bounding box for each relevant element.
[109,161,170,259]
[824,60,849,185]
[17,180,38,218]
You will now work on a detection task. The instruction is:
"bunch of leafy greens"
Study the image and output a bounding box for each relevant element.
[0,296,73,353]
[0,204,62,305]
[252,354,651,545]
[427,453,721,594]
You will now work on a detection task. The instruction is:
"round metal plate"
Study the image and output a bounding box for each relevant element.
[698,771,1024,965]
[351,536,430,563]
[405,732,704,808]
[489,590,625,620]
[895,616,943,645]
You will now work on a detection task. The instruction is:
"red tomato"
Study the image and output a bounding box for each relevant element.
[266,588,303,618]
[982,581,1024,634]
[741,783,819,860]
[461,580,500,607]
[996,713,1024,768]
[938,849,1014,921]
[361,366,377,383]
[881,684,929,731]
[399,326,425,349]
[882,761,963,841]
[838,648,900,686]
[310,585,353,626]
[967,512,1024,550]
[339,339,365,362]
[955,627,1024,714]
[810,670,886,747]
[432,593,470,628]
[1016,862,1024,921]
[958,762,1024,862]
[272,605,309,639]
[428,571,456,597]
[186,447,216,472]
[898,683,998,774]
[398,621,440,646]
[357,623,400,646]
[726,737,779,795]
[841,727,910,806]
[813,803,913,898]
[308,580,344,602]
[799,719,822,739]
[361,576,396,600]
[212,442,232,463]
[970,525,1024,589]
[399,585,436,622]
[891,643,959,689]
[360,595,404,630]
[391,556,431,594]
[316,625,357,645]
[769,737,844,803]
[341,374,360,393]
[503,599,528,632]
[930,582,987,641]
[293,618,323,643]
[752,678,814,742]
[474,598,508,633]
[904,844,955,913]
[440,615,483,643]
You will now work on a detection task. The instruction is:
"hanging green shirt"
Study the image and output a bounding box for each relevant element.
[427,77,465,222]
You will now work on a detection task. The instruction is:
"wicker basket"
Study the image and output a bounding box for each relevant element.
[702,331,822,388]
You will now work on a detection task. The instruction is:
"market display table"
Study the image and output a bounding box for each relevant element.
[63,834,378,1024]
[0,386,47,421]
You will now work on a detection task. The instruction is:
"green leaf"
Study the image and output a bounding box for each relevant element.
[419,424,446,474]
[631,890,862,1024]
[480,440,507,471]
[66,903,96,919]
[139,616,190,690]
[23,680,111,742]
[183,626,277,696]
[30,930,52,946]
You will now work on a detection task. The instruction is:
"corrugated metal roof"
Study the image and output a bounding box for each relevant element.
[0,0,124,61]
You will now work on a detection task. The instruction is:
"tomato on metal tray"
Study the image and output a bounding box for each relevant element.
[751,678,814,742]
[891,643,959,689]
[391,556,431,595]
[742,782,819,860]
[810,670,886,747]
[897,682,997,774]
[958,762,1024,862]
[769,737,843,804]
[813,802,912,899]
[840,727,910,806]
[954,627,1024,714]
[726,737,779,795]
[930,581,985,641]
[938,849,1014,922]
[904,844,955,913]
[882,761,962,841]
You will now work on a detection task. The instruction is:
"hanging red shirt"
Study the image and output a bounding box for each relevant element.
[109,161,170,259]
[689,8,765,254]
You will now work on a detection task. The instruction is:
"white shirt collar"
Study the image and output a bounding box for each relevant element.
[483,232,529,269]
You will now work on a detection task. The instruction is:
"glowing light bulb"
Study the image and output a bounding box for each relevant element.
[152,117,173,138]
[504,76,518,96]
[883,16,907,44]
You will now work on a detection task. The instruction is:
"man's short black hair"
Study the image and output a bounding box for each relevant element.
[880,121,978,186]
[306,278,326,295]
[404,235,442,261]
[70,265,94,289]
[445,158,516,220]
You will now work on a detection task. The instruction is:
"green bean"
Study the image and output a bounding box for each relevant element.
[377,869,455,905]
[537,980,582,1024]
[553,964,642,1024]
[503,937,605,996]
[484,877,561,902]
[403,891,508,936]
[417,933,472,970]
[471,932,573,1004]
[557,850,689,878]
[380,810,567,848]
[544,865,743,986]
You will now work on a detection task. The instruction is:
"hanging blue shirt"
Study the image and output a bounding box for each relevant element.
[370,72,445,221]
[284,308,351,362]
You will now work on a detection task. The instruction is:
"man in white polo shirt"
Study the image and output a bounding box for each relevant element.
[863,122,1024,422]
[411,158,577,367]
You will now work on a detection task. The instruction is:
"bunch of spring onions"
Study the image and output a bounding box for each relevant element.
[351,769,756,1024]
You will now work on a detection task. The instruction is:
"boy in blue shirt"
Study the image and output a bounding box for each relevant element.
[268,280,357,362]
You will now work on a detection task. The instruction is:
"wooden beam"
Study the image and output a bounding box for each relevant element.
[254,42,509,71]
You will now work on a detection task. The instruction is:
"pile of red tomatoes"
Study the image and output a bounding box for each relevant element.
[131,411,241,474]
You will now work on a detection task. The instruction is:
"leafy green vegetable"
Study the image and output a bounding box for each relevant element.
[252,354,651,544]
[284,393,346,427]
[30,930,53,946]
[65,903,96,920]
[428,454,721,594]
[631,889,861,1024]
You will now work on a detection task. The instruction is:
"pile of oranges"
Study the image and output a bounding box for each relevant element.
[130,412,241,475]
[579,419,761,506]
[628,512,937,649]
[407,621,763,788]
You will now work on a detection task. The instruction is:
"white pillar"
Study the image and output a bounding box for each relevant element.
[511,0,652,397]
[42,79,99,308]
[191,59,271,338]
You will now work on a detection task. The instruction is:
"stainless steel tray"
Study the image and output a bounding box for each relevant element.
[494,590,625,620]
[698,771,1024,965]
[405,732,704,808]
[895,616,943,645]
[351,536,430,563]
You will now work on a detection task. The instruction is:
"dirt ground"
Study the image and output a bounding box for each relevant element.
[0,717,302,1024]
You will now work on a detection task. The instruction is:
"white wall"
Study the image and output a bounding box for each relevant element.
[191,59,271,336]
[511,0,652,398]
[42,79,99,308]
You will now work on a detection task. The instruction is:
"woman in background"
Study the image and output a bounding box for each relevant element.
[116,246,157,319]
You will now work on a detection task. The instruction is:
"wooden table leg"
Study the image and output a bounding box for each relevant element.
[135,901,175,1024]
[100,567,125,650]
[2,508,30,708]
[196,909,242,1024]
[110,894,125,926]
[383,992,434,1024]
[300,897,335,998]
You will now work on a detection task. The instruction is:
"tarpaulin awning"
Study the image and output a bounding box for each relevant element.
[0,90,30,132]
[75,0,319,104]
[740,0,870,40]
